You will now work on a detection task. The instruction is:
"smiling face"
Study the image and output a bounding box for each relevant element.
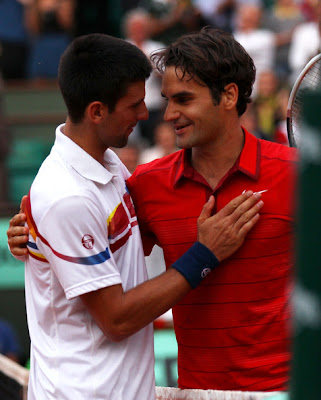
[161,66,228,150]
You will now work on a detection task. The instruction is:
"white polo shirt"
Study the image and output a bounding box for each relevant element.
[25,125,155,400]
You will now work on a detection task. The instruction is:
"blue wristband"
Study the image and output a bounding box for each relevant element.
[171,242,220,289]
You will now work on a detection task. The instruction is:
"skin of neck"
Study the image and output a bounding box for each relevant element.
[62,117,107,166]
[191,124,245,185]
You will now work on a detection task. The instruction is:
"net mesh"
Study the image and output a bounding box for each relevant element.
[0,355,29,400]
[156,387,287,400]
[0,355,287,400]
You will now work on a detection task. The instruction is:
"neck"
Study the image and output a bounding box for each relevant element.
[63,118,106,165]
[191,127,244,190]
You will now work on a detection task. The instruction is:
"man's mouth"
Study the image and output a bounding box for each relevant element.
[174,123,191,133]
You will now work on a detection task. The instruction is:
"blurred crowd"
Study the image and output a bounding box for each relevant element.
[0,0,321,175]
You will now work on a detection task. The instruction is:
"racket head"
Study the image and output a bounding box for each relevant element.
[287,53,321,148]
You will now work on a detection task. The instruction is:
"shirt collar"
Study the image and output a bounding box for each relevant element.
[171,128,261,187]
[53,124,118,185]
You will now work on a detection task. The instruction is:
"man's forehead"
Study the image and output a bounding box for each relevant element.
[163,65,190,81]
[163,65,207,86]
[162,67,205,95]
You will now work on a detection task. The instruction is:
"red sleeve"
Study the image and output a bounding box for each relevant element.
[126,173,157,256]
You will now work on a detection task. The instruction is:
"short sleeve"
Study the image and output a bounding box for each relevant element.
[37,195,122,299]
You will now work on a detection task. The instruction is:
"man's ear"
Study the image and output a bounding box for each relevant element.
[86,101,108,123]
[223,83,238,110]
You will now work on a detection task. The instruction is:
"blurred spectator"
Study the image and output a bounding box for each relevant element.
[0,319,22,364]
[0,79,10,203]
[273,86,290,146]
[123,8,166,145]
[193,0,262,33]
[252,69,282,141]
[261,0,305,80]
[0,0,29,80]
[139,0,204,45]
[300,0,320,21]
[25,0,76,80]
[233,3,276,94]
[140,121,178,164]
[193,0,237,32]
[288,0,321,84]
[114,144,141,174]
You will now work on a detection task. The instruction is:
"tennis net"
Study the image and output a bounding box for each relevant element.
[0,355,29,400]
[0,355,288,400]
[155,387,288,400]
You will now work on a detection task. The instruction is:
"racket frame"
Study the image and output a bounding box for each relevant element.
[287,53,321,147]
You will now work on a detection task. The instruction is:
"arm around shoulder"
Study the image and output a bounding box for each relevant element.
[81,191,263,342]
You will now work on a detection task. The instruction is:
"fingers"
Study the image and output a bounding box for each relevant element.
[238,213,260,238]
[233,199,263,233]
[197,195,215,225]
[196,191,264,262]
[228,192,263,227]
[20,195,28,214]
[8,212,27,229]
[216,190,260,219]
[215,190,254,217]
[7,235,29,257]
[7,212,29,257]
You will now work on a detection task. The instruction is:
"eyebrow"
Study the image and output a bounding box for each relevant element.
[161,91,194,99]
[132,97,145,107]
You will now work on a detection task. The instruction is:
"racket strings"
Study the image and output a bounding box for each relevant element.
[292,58,321,145]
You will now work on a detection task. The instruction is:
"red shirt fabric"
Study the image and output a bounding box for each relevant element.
[127,129,298,392]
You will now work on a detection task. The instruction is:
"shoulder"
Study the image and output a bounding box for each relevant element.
[259,140,298,163]
[293,21,317,37]
[146,39,166,52]
[131,150,182,180]
[32,154,85,201]
[30,156,100,224]
[258,29,275,43]
[127,150,183,196]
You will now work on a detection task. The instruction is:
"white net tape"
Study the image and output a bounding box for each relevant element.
[0,356,287,400]
[0,354,29,400]
[156,387,286,400]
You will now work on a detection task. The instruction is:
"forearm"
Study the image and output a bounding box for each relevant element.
[24,1,42,34]
[82,242,217,342]
[110,268,191,341]
[83,191,263,342]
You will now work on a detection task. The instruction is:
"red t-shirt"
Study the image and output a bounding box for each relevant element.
[127,130,298,392]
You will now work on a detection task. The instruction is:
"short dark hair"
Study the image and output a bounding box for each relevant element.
[58,33,152,123]
[151,27,256,116]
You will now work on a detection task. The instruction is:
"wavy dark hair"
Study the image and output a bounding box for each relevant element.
[59,33,152,123]
[151,27,256,116]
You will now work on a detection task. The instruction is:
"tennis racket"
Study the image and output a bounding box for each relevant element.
[287,53,321,147]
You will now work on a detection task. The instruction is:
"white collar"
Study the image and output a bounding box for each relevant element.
[53,124,121,185]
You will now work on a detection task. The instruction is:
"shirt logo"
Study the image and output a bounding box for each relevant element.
[82,234,95,249]
[201,268,211,278]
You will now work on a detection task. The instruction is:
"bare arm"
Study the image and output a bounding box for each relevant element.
[24,0,75,35]
[81,191,263,342]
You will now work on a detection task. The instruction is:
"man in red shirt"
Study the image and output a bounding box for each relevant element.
[8,28,297,392]
[127,28,297,392]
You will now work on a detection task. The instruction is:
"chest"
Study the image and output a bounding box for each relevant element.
[139,170,294,262]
